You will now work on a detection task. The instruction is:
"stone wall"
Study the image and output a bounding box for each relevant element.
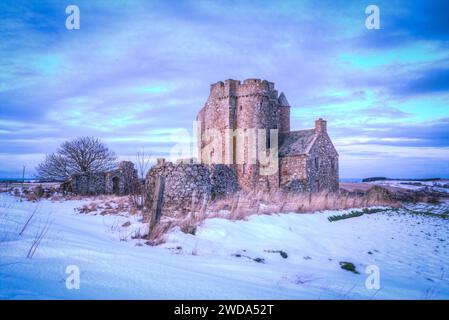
[71,161,138,196]
[209,164,239,198]
[279,155,308,192]
[145,160,238,214]
[306,133,339,192]
[72,172,107,195]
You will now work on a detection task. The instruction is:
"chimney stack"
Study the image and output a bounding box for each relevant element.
[315,118,327,133]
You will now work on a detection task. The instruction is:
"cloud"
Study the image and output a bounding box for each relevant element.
[393,67,449,96]
[0,0,448,178]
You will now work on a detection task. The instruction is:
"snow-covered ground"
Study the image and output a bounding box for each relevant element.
[0,193,448,300]
[369,179,449,194]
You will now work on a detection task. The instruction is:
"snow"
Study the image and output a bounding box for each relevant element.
[369,179,449,194]
[0,193,448,300]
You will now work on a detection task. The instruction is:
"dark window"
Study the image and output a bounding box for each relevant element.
[331,158,335,170]
[266,131,270,150]
[233,136,237,164]
[314,157,319,169]
[239,105,242,111]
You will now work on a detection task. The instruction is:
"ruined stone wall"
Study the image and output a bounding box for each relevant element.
[306,133,339,192]
[209,164,239,198]
[116,161,139,194]
[72,173,107,195]
[146,162,211,208]
[71,161,138,196]
[145,161,239,215]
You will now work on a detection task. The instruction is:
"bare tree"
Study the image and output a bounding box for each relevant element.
[136,148,151,180]
[127,148,152,210]
[36,137,117,181]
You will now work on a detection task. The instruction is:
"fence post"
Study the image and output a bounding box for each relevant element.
[149,176,165,235]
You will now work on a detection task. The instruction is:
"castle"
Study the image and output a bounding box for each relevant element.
[145,79,339,210]
[196,78,339,192]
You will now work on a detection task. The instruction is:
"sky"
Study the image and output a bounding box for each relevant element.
[0,0,448,179]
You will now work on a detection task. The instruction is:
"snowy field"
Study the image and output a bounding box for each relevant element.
[0,193,448,300]
[369,179,449,194]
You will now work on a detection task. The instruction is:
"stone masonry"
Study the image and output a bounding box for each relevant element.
[196,78,339,193]
[145,159,238,211]
[72,161,138,195]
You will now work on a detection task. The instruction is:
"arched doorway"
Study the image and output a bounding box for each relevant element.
[112,177,120,195]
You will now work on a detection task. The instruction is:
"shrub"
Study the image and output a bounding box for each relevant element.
[339,261,359,274]
[328,207,390,222]
[253,257,265,263]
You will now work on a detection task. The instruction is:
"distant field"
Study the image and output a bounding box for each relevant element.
[0,181,60,189]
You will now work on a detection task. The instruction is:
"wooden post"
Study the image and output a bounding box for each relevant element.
[22,165,26,186]
[149,176,165,236]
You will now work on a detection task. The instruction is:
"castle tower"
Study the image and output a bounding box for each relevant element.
[278,92,291,133]
[197,79,285,190]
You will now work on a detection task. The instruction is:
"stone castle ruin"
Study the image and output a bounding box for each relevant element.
[197,78,339,192]
[145,79,339,210]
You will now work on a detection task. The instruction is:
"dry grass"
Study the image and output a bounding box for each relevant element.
[76,196,141,216]
[205,186,400,220]
[145,186,400,244]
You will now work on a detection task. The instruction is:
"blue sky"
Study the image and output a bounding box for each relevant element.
[1,0,448,179]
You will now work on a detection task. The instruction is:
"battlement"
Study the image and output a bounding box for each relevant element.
[209,78,276,98]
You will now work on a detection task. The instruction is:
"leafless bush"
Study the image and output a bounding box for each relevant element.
[123,148,152,213]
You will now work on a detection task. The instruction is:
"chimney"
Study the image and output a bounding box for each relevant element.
[315,118,327,133]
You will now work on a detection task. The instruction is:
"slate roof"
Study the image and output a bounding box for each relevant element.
[278,92,290,107]
[279,129,317,157]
